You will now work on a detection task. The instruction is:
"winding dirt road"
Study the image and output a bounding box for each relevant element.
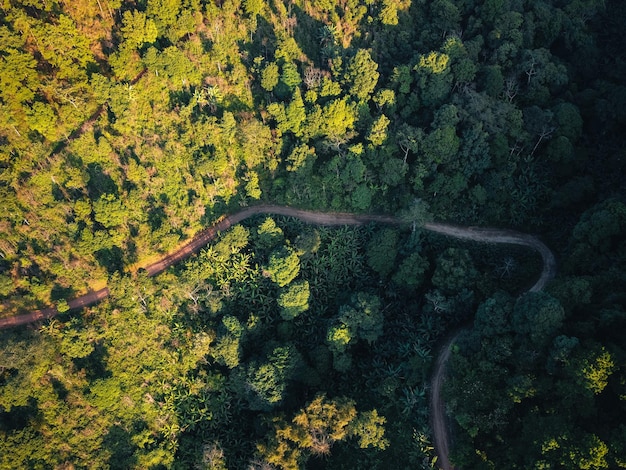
[0,205,556,469]
[425,223,556,470]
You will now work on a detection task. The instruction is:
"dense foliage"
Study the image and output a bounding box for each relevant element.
[445,200,626,469]
[0,0,624,468]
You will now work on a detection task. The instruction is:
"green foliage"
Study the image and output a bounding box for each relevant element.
[280,62,302,92]
[512,292,564,346]
[277,280,310,320]
[432,248,478,294]
[266,247,301,287]
[392,252,429,289]
[348,409,389,450]
[215,225,250,259]
[257,394,387,467]
[255,217,284,252]
[327,323,352,354]
[576,345,615,395]
[1,0,625,467]
[235,345,302,410]
[344,49,380,101]
[367,114,390,146]
[293,228,321,257]
[366,228,398,278]
[326,292,383,372]
[212,315,243,368]
[121,10,158,49]
[261,62,280,92]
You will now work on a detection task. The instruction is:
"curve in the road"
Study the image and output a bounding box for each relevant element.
[425,222,556,470]
[0,205,557,470]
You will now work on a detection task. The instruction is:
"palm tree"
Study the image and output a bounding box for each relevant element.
[318,25,337,47]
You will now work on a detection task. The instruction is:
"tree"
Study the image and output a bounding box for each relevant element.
[280,62,302,92]
[255,217,284,252]
[30,14,95,81]
[366,228,398,278]
[120,10,158,50]
[26,102,58,140]
[473,291,515,337]
[512,292,564,347]
[367,114,390,146]
[327,293,384,369]
[284,88,306,136]
[391,252,429,289]
[214,225,250,259]
[343,49,380,101]
[431,248,478,295]
[243,0,264,17]
[319,97,356,141]
[348,409,389,450]
[286,144,315,172]
[235,345,302,410]
[378,0,400,25]
[211,315,243,368]
[146,0,181,38]
[257,394,386,467]
[414,51,452,107]
[265,247,300,287]
[277,280,310,320]
[575,345,615,395]
[261,62,280,92]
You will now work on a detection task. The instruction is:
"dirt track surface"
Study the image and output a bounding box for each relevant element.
[430,332,460,470]
[0,205,557,469]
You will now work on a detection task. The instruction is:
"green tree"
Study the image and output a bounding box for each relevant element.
[378,0,400,25]
[257,394,387,467]
[212,315,243,368]
[512,292,564,347]
[392,252,429,289]
[26,102,58,140]
[414,50,452,107]
[367,114,390,146]
[236,345,302,410]
[284,88,306,136]
[120,10,158,49]
[280,62,302,91]
[327,292,384,369]
[341,292,384,345]
[344,49,380,101]
[348,409,389,450]
[575,345,615,395]
[255,217,284,252]
[261,62,280,92]
[431,248,478,294]
[266,247,301,287]
[366,228,398,278]
[277,280,310,320]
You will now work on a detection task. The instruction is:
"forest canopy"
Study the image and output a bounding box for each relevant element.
[0,0,625,468]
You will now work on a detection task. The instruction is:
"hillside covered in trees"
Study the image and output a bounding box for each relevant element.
[0,0,625,468]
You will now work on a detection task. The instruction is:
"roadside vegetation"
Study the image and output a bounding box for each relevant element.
[0,0,624,468]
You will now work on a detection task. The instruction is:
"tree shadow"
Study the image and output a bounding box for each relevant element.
[50,283,74,302]
[94,246,125,274]
[103,425,138,470]
[73,341,111,381]
[290,6,327,68]
[0,397,38,432]
[86,163,119,200]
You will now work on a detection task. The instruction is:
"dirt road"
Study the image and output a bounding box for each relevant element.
[0,205,396,329]
[0,205,557,469]
[424,223,556,469]
[430,332,460,470]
